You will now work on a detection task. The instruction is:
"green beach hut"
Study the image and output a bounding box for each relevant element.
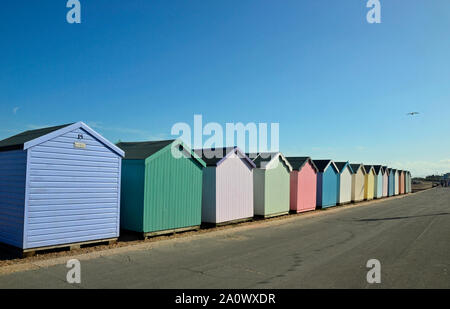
[117,139,206,237]
[251,152,293,218]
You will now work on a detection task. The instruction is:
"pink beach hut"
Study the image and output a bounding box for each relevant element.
[399,170,405,194]
[286,157,318,213]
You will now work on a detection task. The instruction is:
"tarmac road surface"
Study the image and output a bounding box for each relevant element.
[0,188,449,288]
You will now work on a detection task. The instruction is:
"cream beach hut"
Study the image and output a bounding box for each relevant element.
[335,162,353,205]
[350,163,366,202]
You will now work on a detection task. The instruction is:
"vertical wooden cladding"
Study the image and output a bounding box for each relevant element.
[118,140,205,234]
[394,169,399,195]
[399,170,405,194]
[314,160,339,209]
[364,166,375,200]
[143,146,203,232]
[382,166,388,197]
[335,162,352,205]
[388,168,395,196]
[215,152,254,223]
[373,166,384,199]
[287,158,317,213]
[253,168,266,215]
[26,127,122,249]
[198,147,254,224]
[262,160,290,216]
[0,150,26,248]
[0,122,124,250]
[350,164,365,202]
[252,153,292,217]
[406,171,411,193]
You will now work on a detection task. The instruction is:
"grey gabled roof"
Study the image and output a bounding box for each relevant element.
[251,152,278,168]
[285,157,318,172]
[350,163,365,175]
[364,165,375,174]
[246,153,259,161]
[0,122,125,157]
[251,152,292,171]
[334,161,353,174]
[312,160,338,173]
[194,147,236,166]
[117,140,175,159]
[194,147,255,168]
[0,123,73,152]
[373,165,383,174]
[117,139,206,167]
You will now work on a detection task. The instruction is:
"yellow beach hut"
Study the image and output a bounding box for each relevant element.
[364,165,375,200]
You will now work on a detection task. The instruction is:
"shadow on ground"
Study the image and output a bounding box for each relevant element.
[357,212,450,222]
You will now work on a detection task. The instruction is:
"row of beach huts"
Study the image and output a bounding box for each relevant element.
[0,122,412,255]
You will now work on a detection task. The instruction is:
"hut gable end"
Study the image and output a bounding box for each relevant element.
[24,126,123,249]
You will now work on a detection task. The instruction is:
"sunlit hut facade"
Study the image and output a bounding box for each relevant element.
[286,157,318,213]
[399,170,405,194]
[350,163,366,202]
[251,152,292,218]
[0,122,124,251]
[373,165,384,199]
[404,171,410,193]
[313,160,339,209]
[117,139,206,236]
[388,168,395,196]
[334,162,353,205]
[394,169,400,195]
[406,171,412,193]
[407,171,411,193]
[382,166,389,197]
[364,165,375,200]
[403,171,408,193]
[195,147,255,225]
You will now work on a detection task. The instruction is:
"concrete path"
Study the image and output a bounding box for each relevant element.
[0,188,448,288]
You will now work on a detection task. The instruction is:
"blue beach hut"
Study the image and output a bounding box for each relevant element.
[313,160,339,209]
[388,168,395,196]
[0,122,124,253]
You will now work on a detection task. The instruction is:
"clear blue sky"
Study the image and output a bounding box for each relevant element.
[1,1,449,176]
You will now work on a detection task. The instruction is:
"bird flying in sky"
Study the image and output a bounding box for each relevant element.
[406,112,420,116]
